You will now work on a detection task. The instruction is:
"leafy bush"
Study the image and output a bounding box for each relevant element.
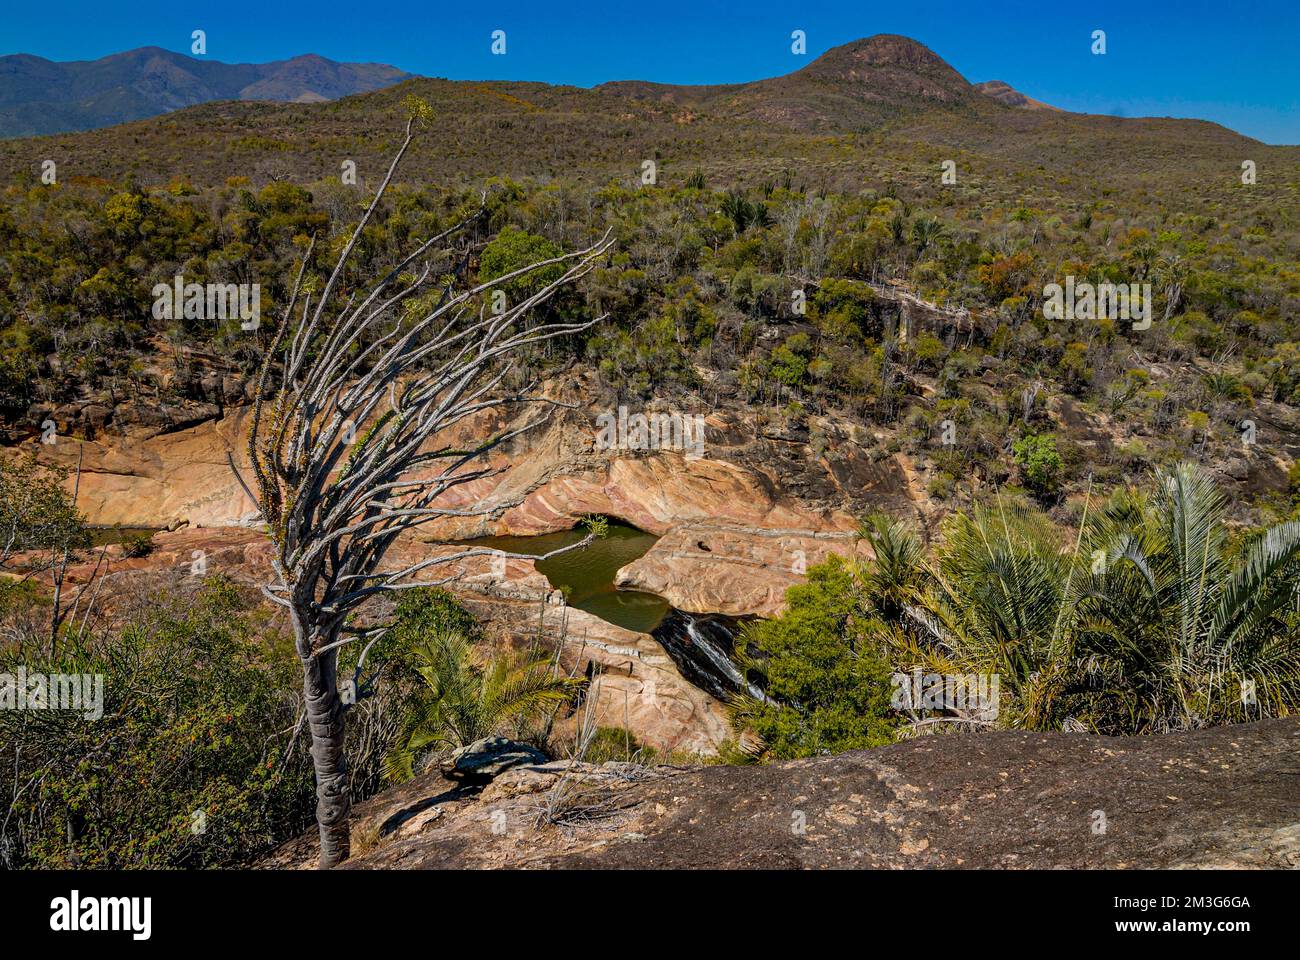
[1012,433,1063,494]
[730,555,899,760]
[478,226,564,299]
[0,457,88,571]
[119,530,155,558]
[0,578,314,869]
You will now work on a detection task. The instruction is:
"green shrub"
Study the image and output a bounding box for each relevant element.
[580,726,658,764]
[119,530,155,558]
[730,555,899,760]
[479,226,564,300]
[388,587,483,647]
[1012,433,1062,494]
[0,578,314,869]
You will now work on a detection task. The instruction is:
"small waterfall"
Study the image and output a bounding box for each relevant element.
[651,609,766,701]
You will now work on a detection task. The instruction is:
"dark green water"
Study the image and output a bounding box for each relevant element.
[87,526,161,547]
[467,520,670,633]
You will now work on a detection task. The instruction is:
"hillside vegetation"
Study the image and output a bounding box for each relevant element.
[2,37,1298,528]
[3,37,1299,867]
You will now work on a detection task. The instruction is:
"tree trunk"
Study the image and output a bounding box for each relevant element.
[302,647,350,868]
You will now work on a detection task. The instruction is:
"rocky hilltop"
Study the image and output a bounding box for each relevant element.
[972,80,1061,111]
[263,718,1300,869]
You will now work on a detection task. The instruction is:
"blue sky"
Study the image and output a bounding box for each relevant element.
[4,0,1298,143]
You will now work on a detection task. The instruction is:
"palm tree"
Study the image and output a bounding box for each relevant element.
[383,629,578,782]
[1153,253,1187,320]
[731,465,1300,753]
[870,464,1300,733]
[720,190,770,234]
[913,497,1083,729]
[910,216,945,255]
[1078,463,1300,731]
[853,512,929,625]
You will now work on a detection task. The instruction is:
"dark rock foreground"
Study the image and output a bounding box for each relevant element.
[266,719,1300,869]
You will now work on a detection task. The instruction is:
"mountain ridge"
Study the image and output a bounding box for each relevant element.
[0,46,414,138]
[973,79,1061,111]
[0,33,1284,192]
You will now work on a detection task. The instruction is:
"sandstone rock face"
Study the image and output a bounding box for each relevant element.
[15,407,259,529]
[616,524,868,618]
[13,389,915,620]
[10,381,924,753]
[457,594,732,756]
[38,526,731,757]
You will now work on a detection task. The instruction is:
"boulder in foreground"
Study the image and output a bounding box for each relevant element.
[266,719,1300,869]
[443,737,550,784]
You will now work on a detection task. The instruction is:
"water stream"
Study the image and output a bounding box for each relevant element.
[467,521,670,633]
[652,608,764,701]
[465,518,760,699]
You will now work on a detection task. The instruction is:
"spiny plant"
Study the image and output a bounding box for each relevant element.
[1076,463,1300,730]
[733,463,1300,752]
[382,628,577,783]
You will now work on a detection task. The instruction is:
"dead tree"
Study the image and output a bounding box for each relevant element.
[247,110,613,867]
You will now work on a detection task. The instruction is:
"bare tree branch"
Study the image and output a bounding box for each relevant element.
[244,110,614,868]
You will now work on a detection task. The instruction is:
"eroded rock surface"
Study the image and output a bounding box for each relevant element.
[264,718,1300,870]
[12,380,919,619]
[616,524,868,617]
[19,406,260,528]
[7,378,925,752]
[29,526,731,755]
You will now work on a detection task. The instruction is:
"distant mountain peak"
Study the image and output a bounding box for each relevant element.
[788,34,973,105]
[0,47,414,139]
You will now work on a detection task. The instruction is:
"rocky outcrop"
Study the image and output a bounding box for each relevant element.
[8,378,927,750]
[457,604,732,756]
[13,382,923,617]
[34,526,732,756]
[265,718,1300,870]
[972,79,1061,112]
[616,523,867,617]
[455,592,732,756]
[444,738,549,783]
[14,407,259,528]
